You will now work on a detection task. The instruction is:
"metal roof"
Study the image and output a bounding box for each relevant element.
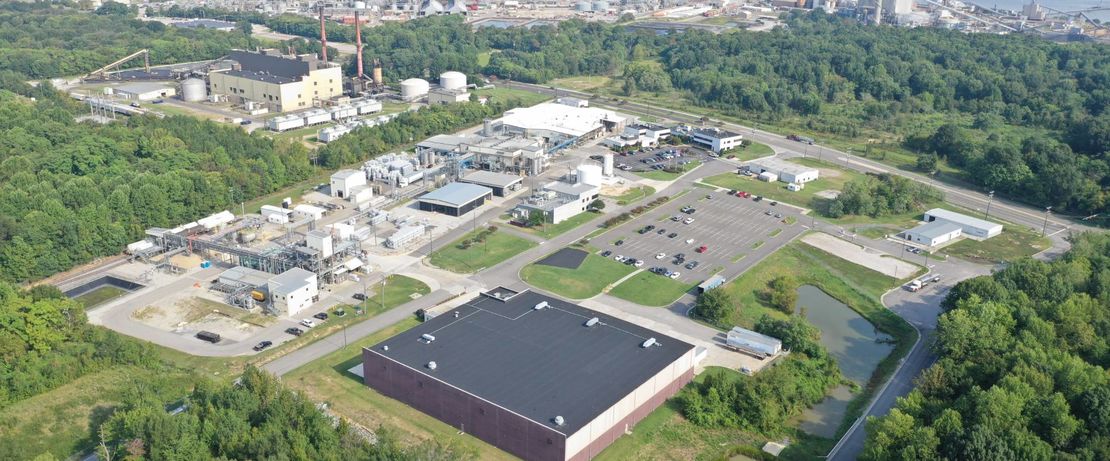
[460,170,523,189]
[228,50,313,79]
[727,326,782,349]
[750,158,819,177]
[906,220,964,240]
[220,69,296,85]
[692,127,743,140]
[268,267,315,295]
[417,182,492,208]
[115,82,173,95]
[924,208,1003,232]
[543,180,597,197]
[365,290,694,435]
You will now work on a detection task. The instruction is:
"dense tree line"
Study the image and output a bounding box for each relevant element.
[826,173,944,218]
[97,366,472,461]
[0,282,157,410]
[863,232,1110,460]
[0,3,259,79]
[680,315,840,434]
[0,86,312,282]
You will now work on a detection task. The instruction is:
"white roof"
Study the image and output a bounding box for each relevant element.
[343,258,364,271]
[293,204,326,214]
[924,208,1003,231]
[331,169,365,180]
[116,82,172,94]
[906,220,963,240]
[751,158,818,176]
[268,267,316,295]
[500,102,625,138]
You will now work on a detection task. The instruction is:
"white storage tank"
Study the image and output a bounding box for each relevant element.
[439,71,467,91]
[602,153,614,176]
[353,0,367,8]
[577,164,603,187]
[181,78,207,102]
[400,78,430,101]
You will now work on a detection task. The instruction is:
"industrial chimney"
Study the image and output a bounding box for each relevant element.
[355,11,364,79]
[319,5,328,64]
[372,58,383,86]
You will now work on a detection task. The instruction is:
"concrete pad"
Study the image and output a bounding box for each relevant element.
[802,233,916,278]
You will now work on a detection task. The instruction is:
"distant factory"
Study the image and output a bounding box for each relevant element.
[208,50,344,113]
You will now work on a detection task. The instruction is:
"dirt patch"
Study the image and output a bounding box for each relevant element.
[801,233,918,279]
[130,296,273,342]
[600,183,633,196]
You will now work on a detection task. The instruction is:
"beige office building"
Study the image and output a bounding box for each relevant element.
[209,50,343,112]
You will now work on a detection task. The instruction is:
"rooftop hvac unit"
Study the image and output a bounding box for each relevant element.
[533,301,549,310]
[427,361,437,370]
[641,337,657,348]
[382,345,389,351]
[554,415,565,426]
[584,317,600,327]
[421,333,436,343]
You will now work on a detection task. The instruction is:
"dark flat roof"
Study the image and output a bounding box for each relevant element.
[366,290,693,435]
[228,50,313,79]
[221,69,296,85]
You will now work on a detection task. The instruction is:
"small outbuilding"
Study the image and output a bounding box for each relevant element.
[115,82,176,101]
[902,220,963,247]
[267,268,318,317]
[416,182,493,216]
[331,169,368,199]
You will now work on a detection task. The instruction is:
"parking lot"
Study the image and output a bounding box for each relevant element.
[600,187,808,284]
[610,145,711,173]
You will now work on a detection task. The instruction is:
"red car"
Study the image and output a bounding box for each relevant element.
[696,245,708,253]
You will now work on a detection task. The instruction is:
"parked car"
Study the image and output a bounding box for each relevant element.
[770,201,778,206]
[685,238,695,244]
[671,215,682,222]
[685,261,700,270]
[615,239,625,246]
[301,319,316,328]
[253,340,273,352]
[352,293,367,301]
[765,210,774,216]
[601,250,612,257]
[196,331,220,343]
[655,253,667,260]
[615,254,625,262]
[696,245,708,253]
[285,327,304,336]
[657,228,667,235]
[669,272,681,279]
[633,260,644,268]
[667,232,678,238]
[313,312,329,321]
[683,217,695,224]
[774,213,782,218]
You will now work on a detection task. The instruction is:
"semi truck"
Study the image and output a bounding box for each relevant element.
[724,327,782,359]
[906,274,942,292]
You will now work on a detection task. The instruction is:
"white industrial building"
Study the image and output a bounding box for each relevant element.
[260,205,292,224]
[427,87,471,105]
[902,221,964,247]
[416,133,548,176]
[748,158,819,184]
[513,166,601,224]
[922,208,1003,239]
[114,82,176,101]
[690,127,743,153]
[267,268,318,316]
[458,170,523,197]
[603,123,671,148]
[293,204,326,221]
[498,102,627,148]
[330,169,368,199]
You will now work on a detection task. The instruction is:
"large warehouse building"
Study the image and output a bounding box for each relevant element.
[416,182,493,216]
[360,288,697,461]
[209,50,343,112]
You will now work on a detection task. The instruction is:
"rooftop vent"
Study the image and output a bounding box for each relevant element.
[553,415,565,426]
[382,345,389,351]
[421,333,436,343]
[641,337,657,348]
[584,317,600,327]
[427,361,437,370]
[534,301,549,310]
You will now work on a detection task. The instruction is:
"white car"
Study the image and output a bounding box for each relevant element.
[655,253,666,260]
[615,255,625,262]
[683,217,695,224]
[301,318,316,328]
[634,260,645,267]
[669,271,681,279]
[685,238,695,244]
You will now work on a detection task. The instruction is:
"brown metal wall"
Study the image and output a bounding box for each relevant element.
[567,366,695,461]
[362,350,567,461]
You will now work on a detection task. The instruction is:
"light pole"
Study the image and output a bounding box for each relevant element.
[985,190,995,220]
[1041,206,1052,237]
[844,148,852,168]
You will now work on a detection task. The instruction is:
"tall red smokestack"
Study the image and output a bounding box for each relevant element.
[319,6,328,64]
[355,11,364,79]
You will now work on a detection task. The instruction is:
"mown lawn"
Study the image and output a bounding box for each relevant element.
[609,271,695,307]
[283,318,514,461]
[429,229,537,274]
[942,223,1050,264]
[520,252,636,299]
[635,160,701,181]
[606,185,656,205]
[472,86,550,107]
[726,140,774,161]
[509,210,603,239]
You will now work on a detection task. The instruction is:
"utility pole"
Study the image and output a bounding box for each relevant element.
[844,148,852,168]
[380,275,388,312]
[984,190,995,220]
[1041,206,1052,237]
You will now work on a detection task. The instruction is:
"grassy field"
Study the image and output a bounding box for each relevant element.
[72,285,127,308]
[509,210,603,239]
[727,140,775,161]
[607,185,656,205]
[429,228,537,274]
[635,160,701,181]
[548,75,614,92]
[609,272,695,307]
[942,224,1050,263]
[359,275,433,317]
[473,86,551,107]
[282,318,512,461]
[520,252,636,299]
[716,241,918,455]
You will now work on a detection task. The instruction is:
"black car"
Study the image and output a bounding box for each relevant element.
[285,327,304,336]
[685,261,700,270]
[753,196,763,202]
[601,250,612,257]
[657,228,667,235]
[253,340,273,352]
[770,201,778,206]
[645,225,656,232]
[625,258,638,265]
[615,239,625,246]
[353,293,367,301]
[674,253,686,259]
[313,312,329,321]
[668,232,678,238]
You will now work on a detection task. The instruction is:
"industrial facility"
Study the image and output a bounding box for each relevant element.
[900,208,1004,247]
[746,158,820,184]
[415,182,494,216]
[689,127,744,153]
[360,288,697,461]
[208,49,344,112]
[513,163,604,225]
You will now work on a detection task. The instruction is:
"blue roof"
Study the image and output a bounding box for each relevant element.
[418,182,492,207]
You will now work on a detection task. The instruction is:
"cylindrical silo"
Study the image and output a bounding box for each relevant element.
[602,153,614,176]
[439,71,466,91]
[400,78,429,100]
[592,0,608,11]
[353,0,367,8]
[181,78,207,102]
[576,1,592,11]
[577,164,603,187]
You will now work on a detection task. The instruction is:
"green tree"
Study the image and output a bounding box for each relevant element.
[915,153,938,173]
[766,275,798,314]
[693,288,734,324]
